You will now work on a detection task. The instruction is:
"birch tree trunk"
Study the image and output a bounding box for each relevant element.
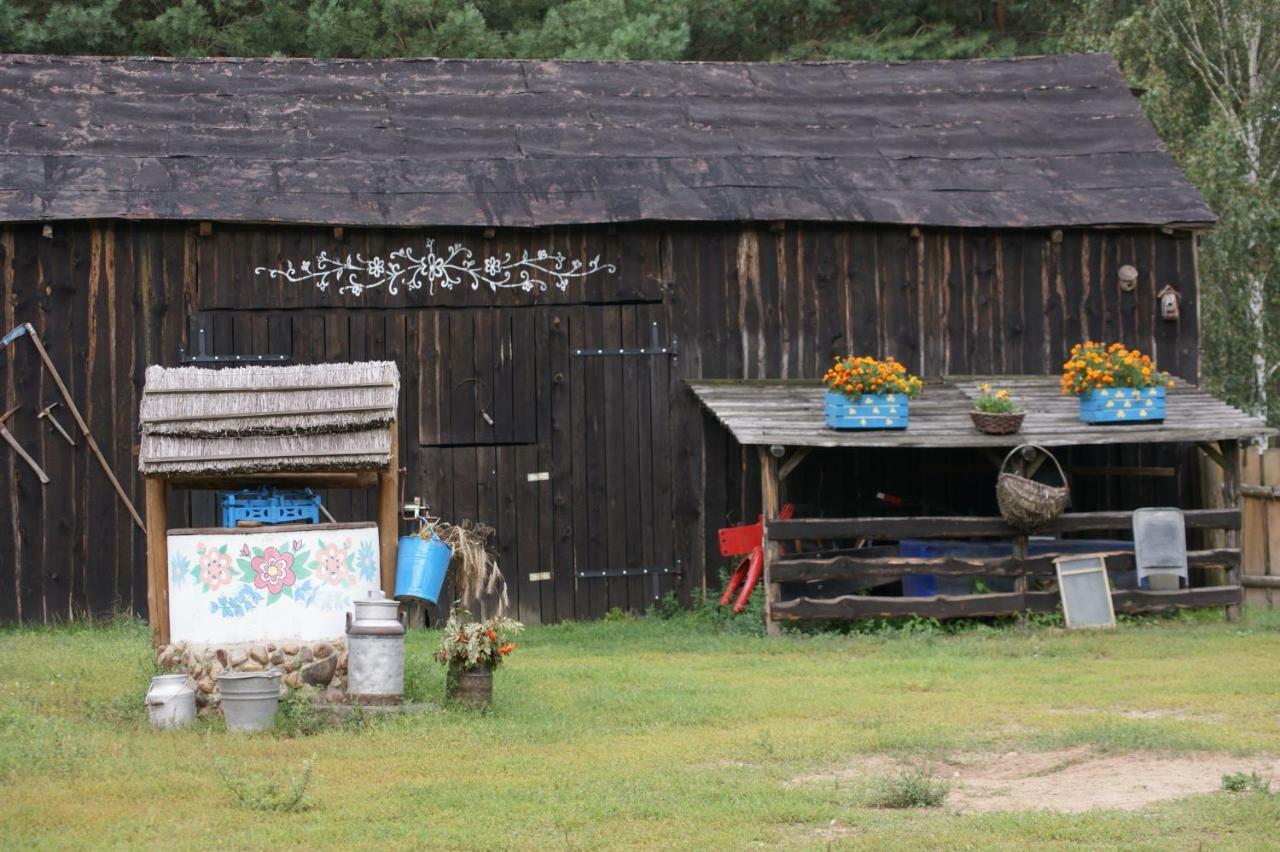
[1164,0,1277,416]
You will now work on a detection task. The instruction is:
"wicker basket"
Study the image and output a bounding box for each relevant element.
[970,410,1025,435]
[996,444,1070,532]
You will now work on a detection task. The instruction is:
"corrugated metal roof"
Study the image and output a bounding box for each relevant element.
[0,53,1214,229]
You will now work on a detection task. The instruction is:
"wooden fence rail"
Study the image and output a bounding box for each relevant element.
[767,508,1241,541]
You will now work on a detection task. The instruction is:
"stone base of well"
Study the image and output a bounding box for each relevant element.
[156,638,349,710]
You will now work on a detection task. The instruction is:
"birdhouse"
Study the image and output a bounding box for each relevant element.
[1117,264,1139,292]
[1157,285,1181,321]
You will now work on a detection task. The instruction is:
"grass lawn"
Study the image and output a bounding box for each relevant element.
[2,608,1280,849]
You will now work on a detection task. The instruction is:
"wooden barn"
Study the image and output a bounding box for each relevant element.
[3,51,1267,628]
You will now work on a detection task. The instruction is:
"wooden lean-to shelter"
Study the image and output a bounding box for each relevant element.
[0,51,1269,628]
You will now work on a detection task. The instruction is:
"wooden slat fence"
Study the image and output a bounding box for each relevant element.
[1242,448,1280,607]
[766,509,1242,624]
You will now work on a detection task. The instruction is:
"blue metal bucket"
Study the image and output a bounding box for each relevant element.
[394,533,453,603]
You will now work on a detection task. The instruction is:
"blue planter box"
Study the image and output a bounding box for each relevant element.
[1079,386,1166,424]
[824,390,909,430]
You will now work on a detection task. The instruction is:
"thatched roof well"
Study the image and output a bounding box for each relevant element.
[138,361,399,476]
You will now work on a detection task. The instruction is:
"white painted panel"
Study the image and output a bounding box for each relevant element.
[167,525,381,644]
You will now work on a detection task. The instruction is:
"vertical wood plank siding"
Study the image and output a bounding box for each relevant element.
[0,221,1200,624]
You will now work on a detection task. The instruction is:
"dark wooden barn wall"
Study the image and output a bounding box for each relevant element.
[0,220,1200,624]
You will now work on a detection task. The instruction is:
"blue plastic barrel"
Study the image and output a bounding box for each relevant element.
[394,533,453,603]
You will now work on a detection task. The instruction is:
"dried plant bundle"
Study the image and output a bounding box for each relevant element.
[423,519,508,612]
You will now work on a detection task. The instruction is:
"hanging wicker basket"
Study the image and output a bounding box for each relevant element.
[996,444,1070,532]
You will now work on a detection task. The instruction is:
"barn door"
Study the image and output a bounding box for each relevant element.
[415,303,676,624]
[559,303,678,618]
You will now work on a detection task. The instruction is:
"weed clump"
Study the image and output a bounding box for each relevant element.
[1221,771,1272,794]
[214,755,315,813]
[871,766,950,809]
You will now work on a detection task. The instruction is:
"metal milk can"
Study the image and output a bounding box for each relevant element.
[145,673,196,729]
[346,590,406,704]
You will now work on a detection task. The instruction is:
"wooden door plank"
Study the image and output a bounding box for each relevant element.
[568,306,592,619]
[601,304,629,612]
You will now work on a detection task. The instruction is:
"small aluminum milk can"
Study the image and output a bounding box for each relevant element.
[346,590,406,704]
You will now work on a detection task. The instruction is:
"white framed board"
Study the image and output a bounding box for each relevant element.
[167,523,381,644]
[1055,554,1116,629]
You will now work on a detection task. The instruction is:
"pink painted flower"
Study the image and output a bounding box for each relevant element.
[199,551,232,591]
[251,546,295,595]
[316,542,349,586]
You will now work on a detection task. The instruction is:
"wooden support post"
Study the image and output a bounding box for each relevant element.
[759,447,782,637]
[1012,534,1028,626]
[377,424,400,598]
[1221,440,1242,622]
[145,477,170,646]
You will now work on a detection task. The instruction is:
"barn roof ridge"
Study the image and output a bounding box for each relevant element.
[0,51,1215,229]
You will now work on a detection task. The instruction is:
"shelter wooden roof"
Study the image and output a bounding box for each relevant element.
[0,53,1213,229]
[688,376,1274,449]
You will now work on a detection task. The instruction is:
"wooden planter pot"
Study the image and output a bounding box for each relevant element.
[1079,386,1166,424]
[446,666,493,709]
[824,391,909,430]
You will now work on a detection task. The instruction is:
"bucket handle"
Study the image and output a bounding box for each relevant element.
[145,675,194,706]
[999,443,1067,485]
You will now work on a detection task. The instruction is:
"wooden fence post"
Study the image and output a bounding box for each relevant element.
[759,447,781,638]
[1221,440,1242,622]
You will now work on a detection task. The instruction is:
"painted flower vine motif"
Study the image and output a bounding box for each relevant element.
[253,240,617,298]
[234,540,312,605]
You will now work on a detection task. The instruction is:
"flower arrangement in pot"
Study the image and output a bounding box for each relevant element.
[435,608,523,709]
[1060,342,1174,424]
[970,383,1024,434]
[822,355,923,430]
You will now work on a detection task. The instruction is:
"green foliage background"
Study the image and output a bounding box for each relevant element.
[1,0,1274,422]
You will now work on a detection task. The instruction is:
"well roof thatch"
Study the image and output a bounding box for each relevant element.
[0,53,1213,230]
[138,361,399,476]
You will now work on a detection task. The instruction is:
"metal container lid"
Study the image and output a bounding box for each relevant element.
[348,590,405,636]
[145,673,194,705]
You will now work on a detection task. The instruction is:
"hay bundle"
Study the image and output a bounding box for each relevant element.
[140,362,399,438]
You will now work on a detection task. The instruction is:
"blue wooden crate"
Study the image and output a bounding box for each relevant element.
[1079,386,1166,424]
[220,487,322,527]
[824,390,909,430]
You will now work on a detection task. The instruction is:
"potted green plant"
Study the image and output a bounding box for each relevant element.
[822,355,923,430]
[435,608,523,709]
[970,383,1024,434]
[1060,342,1173,424]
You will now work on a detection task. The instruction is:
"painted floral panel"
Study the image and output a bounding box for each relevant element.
[167,525,380,644]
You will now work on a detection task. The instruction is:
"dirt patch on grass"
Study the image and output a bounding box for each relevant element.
[1050,705,1227,724]
[793,749,1280,814]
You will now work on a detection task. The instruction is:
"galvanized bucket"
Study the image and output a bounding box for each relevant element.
[216,670,282,732]
[145,673,196,729]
